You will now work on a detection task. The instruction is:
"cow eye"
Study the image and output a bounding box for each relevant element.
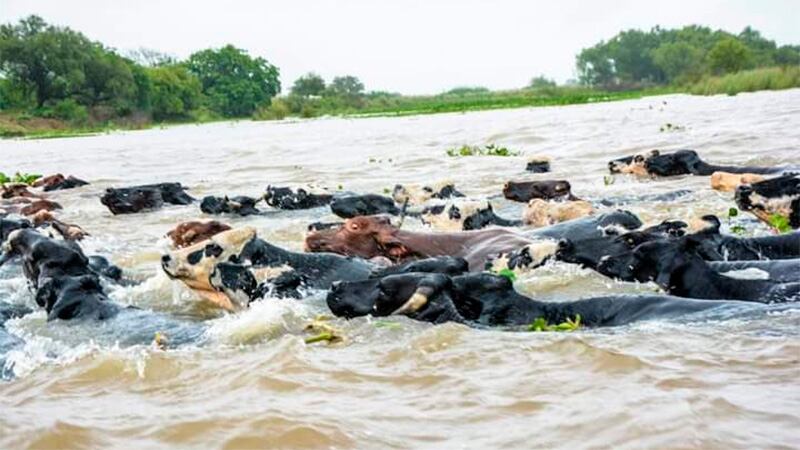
[187,249,203,265]
[205,243,224,257]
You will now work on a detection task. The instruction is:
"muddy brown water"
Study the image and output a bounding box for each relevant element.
[1,90,799,449]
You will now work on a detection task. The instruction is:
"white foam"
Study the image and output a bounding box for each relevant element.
[719,268,771,281]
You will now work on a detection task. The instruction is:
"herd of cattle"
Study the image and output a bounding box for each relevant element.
[1,149,799,341]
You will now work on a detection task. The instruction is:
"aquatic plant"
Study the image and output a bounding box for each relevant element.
[495,268,517,282]
[446,144,519,157]
[527,315,582,332]
[768,213,792,233]
[0,171,42,185]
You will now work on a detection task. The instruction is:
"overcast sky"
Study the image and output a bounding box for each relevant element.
[2,0,798,94]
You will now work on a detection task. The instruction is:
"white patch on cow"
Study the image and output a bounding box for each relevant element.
[252,265,292,283]
[420,200,490,231]
[750,193,797,217]
[161,227,257,300]
[486,240,558,274]
[392,180,457,205]
[719,268,770,281]
[523,199,593,227]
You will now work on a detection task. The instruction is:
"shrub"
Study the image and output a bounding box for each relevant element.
[50,99,89,124]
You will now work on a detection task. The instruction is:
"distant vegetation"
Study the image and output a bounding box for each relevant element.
[576,25,800,89]
[0,16,279,135]
[688,66,800,95]
[0,16,798,137]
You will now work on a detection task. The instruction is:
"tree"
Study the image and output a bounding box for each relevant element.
[187,44,280,117]
[0,15,137,110]
[327,75,364,98]
[147,65,203,120]
[707,37,752,74]
[528,75,556,89]
[291,72,325,97]
[774,45,800,66]
[576,45,615,86]
[605,29,665,84]
[125,47,176,67]
[651,41,705,83]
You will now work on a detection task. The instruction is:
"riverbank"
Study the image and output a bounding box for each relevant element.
[3,77,799,139]
[0,87,671,139]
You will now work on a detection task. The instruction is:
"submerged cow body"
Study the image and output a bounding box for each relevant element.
[305,215,546,270]
[327,271,757,328]
[558,215,800,275]
[101,183,194,214]
[264,186,333,210]
[201,195,262,216]
[503,180,575,202]
[161,227,376,310]
[0,230,120,321]
[735,173,800,230]
[609,149,788,177]
[167,220,232,248]
[596,236,800,303]
[420,201,521,231]
[33,174,90,191]
[306,211,644,271]
[392,182,464,205]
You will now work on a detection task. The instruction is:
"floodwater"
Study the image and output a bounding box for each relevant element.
[1,89,799,449]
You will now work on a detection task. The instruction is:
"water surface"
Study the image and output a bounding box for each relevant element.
[1,90,799,449]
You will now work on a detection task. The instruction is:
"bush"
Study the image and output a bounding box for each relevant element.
[253,97,290,120]
[689,66,800,95]
[50,99,89,124]
[147,65,204,121]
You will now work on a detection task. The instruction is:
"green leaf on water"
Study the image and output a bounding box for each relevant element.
[603,175,615,186]
[527,314,582,332]
[730,225,747,235]
[728,207,738,218]
[768,213,792,233]
[497,268,517,282]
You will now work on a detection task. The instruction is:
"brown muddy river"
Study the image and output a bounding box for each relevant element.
[1,90,799,449]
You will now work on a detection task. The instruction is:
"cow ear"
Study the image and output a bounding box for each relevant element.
[697,215,721,234]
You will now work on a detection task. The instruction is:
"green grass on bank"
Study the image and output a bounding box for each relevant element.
[344,86,663,117]
[688,66,800,96]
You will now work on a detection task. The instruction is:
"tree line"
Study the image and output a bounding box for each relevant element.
[0,15,283,123]
[576,25,800,88]
[1,15,799,127]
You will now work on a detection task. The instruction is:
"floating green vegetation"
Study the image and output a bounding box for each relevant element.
[603,175,616,186]
[726,207,747,235]
[768,213,792,233]
[527,315,582,332]
[446,143,519,157]
[0,172,42,185]
[303,316,344,344]
[495,268,517,282]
